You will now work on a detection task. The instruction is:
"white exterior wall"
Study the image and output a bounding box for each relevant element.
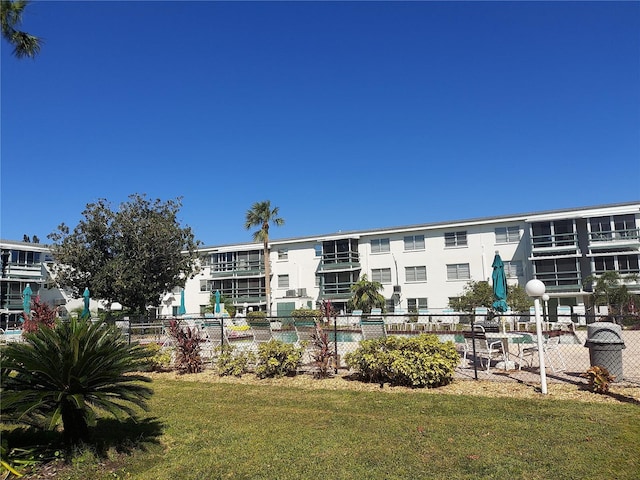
[177,202,639,316]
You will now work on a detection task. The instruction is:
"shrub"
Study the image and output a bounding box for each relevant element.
[291,308,323,323]
[0,318,152,446]
[247,311,267,321]
[255,340,304,378]
[21,296,57,333]
[310,322,335,378]
[168,320,203,374]
[216,348,255,377]
[583,366,615,394]
[138,343,173,372]
[344,334,459,388]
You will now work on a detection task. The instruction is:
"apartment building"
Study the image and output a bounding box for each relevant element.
[3,201,639,322]
[0,240,58,328]
[178,201,640,319]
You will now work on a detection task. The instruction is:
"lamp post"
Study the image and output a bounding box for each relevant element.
[525,279,548,395]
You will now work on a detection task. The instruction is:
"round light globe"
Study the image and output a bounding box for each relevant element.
[525,279,546,297]
[542,294,550,302]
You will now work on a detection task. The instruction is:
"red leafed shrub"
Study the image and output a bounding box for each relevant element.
[168,320,204,374]
[22,296,58,333]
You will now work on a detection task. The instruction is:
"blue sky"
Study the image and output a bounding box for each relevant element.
[2,1,639,247]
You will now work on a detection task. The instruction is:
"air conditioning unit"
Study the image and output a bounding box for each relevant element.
[297,288,307,297]
[285,289,297,297]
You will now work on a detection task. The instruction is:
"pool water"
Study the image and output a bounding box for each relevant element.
[274,330,362,343]
[273,331,466,344]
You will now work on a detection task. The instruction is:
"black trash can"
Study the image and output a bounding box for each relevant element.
[584,322,625,381]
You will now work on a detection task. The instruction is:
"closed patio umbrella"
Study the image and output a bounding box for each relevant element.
[214,290,221,315]
[492,252,509,314]
[178,289,186,315]
[81,287,91,319]
[22,283,33,319]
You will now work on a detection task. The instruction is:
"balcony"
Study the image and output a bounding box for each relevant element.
[588,228,640,251]
[209,261,265,278]
[530,232,578,255]
[317,252,360,272]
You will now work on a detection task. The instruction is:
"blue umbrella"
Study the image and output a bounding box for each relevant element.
[81,287,91,319]
[215,290,221,314]
[178,289,186,315]
[491,252,509,313]
[22,283,33,318]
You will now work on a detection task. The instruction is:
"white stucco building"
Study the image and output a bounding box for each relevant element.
[174,201,640,319]
[3,201,639,325]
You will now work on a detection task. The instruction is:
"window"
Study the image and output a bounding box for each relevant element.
[371,238,390,253]
[591,216,612,240]
[534,258,580,288]
[614,214,637,238]
[594,255,640,274]
[278,275,289,288]
[277,249,288,260]
[495,226,520,243]
[447,263,470,280]
[407,298,428,311]
[405,266,427,282]
[618,255,640,273]
[371,268,392,284]
[445,231,467,247]
[504,261,523,278]
[404,234,425,251]
[314,244,322,257]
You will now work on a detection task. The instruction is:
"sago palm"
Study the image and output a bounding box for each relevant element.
[0,317,153,445]
[244,200,284,316]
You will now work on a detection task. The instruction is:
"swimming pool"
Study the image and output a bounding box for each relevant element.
[273,330,465,344]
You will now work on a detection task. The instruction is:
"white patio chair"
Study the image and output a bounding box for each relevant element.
[518,333,567,373]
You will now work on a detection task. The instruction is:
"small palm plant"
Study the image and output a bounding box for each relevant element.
[1,317,153,446]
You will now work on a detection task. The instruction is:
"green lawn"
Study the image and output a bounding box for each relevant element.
[5,377,640,479]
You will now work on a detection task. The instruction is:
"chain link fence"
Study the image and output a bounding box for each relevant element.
[125,312,640,387]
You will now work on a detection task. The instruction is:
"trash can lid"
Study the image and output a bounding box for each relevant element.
[585,322,624,345]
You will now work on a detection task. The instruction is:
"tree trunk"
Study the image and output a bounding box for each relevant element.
[61,399,90,445]
[264,238,271,316]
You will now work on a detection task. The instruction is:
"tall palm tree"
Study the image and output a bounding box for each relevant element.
[1,0,42,58]
[347,274,386,313]
[244,201,284,316]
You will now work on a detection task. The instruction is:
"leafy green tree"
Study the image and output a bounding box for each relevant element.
[47,194,201,314]
[0,318,152,445]
[244,201,284,316]
[1,0,41,58]
[506,284,533,313]
[449,281,532,313]
[347,275,386,313]
[584,271,639,317]
[449,281,493,313]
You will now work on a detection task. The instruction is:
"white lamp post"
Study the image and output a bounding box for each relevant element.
[525,279,548,394]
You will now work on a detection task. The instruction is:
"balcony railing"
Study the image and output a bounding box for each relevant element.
[318,252,360,271]
[209,261,265,277]
[589,228,640,244]
[531,232,578,250]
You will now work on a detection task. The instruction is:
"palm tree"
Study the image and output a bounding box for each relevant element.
[0,317,152,445]
[347,274,386,313]
[244,201,284,316]
[1,0,42,58]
